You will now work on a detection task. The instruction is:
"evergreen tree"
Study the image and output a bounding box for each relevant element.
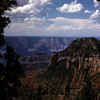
[0,44,23,100]
[0,0,17,46]
[0,0,23,100]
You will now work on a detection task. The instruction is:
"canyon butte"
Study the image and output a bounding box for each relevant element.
[50,37,100,72]
[19,37,100,100]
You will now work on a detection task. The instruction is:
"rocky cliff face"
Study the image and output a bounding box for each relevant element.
[6,37,77,56]
[49,37,100,73]
[19,37,100,100]
[49,37,100,99]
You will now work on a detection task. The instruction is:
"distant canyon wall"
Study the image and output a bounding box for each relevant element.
[5,37,77,56]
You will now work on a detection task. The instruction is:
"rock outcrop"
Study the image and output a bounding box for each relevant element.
[19,37,100,100]
[49,37,100,99]
[49,37,100,73]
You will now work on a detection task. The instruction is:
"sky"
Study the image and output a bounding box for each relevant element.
[4,0,100,37]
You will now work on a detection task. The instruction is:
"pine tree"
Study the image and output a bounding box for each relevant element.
[0,0,23,100]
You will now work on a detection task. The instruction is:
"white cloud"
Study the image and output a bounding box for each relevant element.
[84,10,93,13]
[90,0,100,20]
[24,17,46,26]
[90,10,100,20]
[56,0,84,13]
[5,17,100,37]
[24,17,29,21]
[94,0,100,7]
[5,22,47,36]
[47,17,100,32]
[6,0,52,16]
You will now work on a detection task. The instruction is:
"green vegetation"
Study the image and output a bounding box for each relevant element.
[0,44,23,100]
[0,0,23,100]
[74,71,100,100]
[0,0,17,46]
[16,65,74,100]
[74,75,96,100]
[16,88,42,100]
[38,65,74,99]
